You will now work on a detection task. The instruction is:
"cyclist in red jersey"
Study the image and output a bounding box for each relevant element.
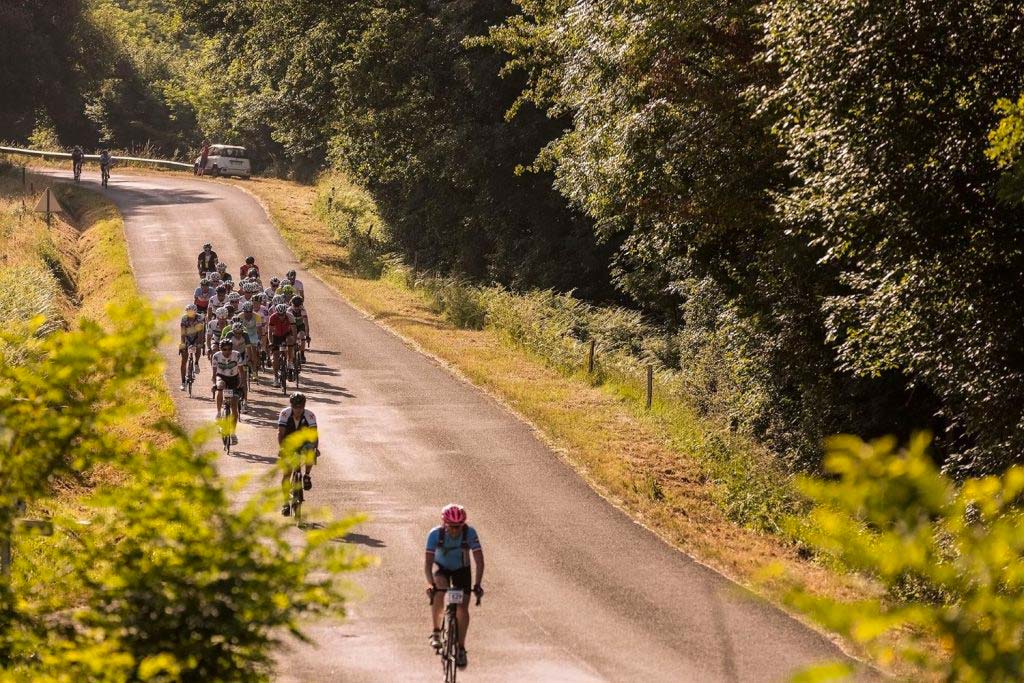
[268,303,296,387]
[240,256,260,280]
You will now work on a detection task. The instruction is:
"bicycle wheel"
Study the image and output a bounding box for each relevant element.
[442,608,459,683]
[290,471,304,523]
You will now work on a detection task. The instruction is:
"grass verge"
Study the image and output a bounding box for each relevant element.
[222,174,904,670]
[1,163,176,578]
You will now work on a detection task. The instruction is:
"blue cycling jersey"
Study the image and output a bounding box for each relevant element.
[426,525,481,571]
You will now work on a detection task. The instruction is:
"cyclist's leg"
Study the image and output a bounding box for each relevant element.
[453,567,472,648]
[179,344,187,385]
[215,376,224,416]
[431,567,450,632]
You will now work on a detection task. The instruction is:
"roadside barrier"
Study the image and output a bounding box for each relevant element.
[0,146,193,171]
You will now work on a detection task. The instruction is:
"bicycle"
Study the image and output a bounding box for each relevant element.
[219,386,237,453]
[185,344,200,397]
[73,161,82,183]
[100,164,110,188]
[428,587,482,682]
[274,345,288,394]
[284,447,318,524]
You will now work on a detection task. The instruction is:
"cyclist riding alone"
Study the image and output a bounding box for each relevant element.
[212,337,244,444]
[198,243,219,277]
[426,504,484,670]
[240,256,260,281]
[179,304,205,391]
[71,145,84,177]
[278,392,319,517]
[285,269,304,296]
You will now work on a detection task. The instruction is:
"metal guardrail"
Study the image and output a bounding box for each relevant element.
[0,146,194,170]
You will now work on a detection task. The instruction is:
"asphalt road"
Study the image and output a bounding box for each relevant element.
[48,169,873,682]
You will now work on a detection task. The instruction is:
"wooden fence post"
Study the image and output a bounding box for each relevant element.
[646,365,653,410]
[587,339,595,374]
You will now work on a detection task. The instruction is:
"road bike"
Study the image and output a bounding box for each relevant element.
[428,587,482,682]
[219,386,237,453]
[273,345,288,394]
[185,344,200,397]
[100,164,110,188]
[73,161,82,183]
[284,447,318,524]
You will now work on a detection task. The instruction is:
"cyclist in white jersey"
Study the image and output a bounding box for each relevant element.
[211,338,244,443]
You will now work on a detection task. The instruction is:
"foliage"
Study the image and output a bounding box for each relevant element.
[0,304,368,680]
[988,94,1024,204]
[782,434,1024,682]
[763,0,1024,474]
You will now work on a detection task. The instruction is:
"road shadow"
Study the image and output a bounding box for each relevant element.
[342,532,387,548]
[306,348,341,357]
[229,450,277,465]
[295,376,355,400]
[296,523,387,548]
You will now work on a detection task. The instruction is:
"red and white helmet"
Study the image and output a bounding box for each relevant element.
[441,503,467,525]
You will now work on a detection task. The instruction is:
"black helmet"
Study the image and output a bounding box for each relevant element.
[203,243,212,250]
[291,296,303,306]
[289,392,306,406]
[245,256,255,264]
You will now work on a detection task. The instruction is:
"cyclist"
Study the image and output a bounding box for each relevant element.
[222,321,250,410]
[225,292,242,318]
[207,284,228,312]
[179,304,205,390]
[278,392,318,516]
[194,278,214,315]
[240,256,260,280]
[237,301,263,373]
[285,269,304,296]
[206,306,230,362]
[264,277,281,302]
[289,295,311,362]
[71,145,84,179]
[425,504,484,669]
[98,148,113,183]
[198,243,219,277]
[216,262,233,285]
[268,303,296,387]
[212,337,244,443]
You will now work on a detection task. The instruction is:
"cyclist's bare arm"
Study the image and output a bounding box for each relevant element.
[472,549,485,588]
[424,551,437,587]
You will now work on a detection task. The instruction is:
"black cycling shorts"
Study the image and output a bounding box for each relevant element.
[217,374,241,391]
[432,565,472,592]
[270,333,292,348]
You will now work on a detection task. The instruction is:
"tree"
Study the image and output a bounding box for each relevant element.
[764,0,1024,474]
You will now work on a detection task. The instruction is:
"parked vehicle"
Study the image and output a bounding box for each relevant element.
[194,145,251,179]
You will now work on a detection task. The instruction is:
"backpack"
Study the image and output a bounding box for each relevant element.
[437,526,471,568]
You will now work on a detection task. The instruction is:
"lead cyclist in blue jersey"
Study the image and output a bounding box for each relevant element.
[425,503,484,670]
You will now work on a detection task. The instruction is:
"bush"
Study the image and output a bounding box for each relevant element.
[0,303,369,680]
[781,433,1024,682]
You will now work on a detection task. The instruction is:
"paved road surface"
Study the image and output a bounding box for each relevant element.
[46,169,873,681]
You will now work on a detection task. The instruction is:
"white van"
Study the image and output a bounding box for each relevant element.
[195,144,251,179]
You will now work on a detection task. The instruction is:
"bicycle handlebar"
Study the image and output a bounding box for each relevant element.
[427,586,483,606]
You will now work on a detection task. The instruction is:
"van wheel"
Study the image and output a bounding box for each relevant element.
[211,165,220,177]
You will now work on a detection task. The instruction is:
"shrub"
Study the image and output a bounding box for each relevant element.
[781,433,1024,682]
